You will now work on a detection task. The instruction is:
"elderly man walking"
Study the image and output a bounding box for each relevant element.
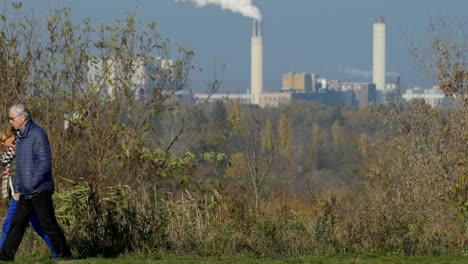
[0,103,72,261]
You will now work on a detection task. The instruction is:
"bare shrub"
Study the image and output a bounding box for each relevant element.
[342,19,467,254]
[0,5,200,257]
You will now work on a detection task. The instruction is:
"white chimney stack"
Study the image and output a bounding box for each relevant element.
[251,19,263,105]
[373,16,386,103]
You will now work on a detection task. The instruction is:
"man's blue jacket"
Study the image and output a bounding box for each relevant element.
[14,120,54,196]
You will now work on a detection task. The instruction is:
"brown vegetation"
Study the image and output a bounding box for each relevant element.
[0,5,466,258]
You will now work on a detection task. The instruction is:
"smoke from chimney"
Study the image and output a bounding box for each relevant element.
[177,0,263,105]
[177,0,262,20]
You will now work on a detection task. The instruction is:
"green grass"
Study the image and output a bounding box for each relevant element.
[5,253,468,264]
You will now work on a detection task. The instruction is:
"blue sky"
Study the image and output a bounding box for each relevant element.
[10,0,468,92]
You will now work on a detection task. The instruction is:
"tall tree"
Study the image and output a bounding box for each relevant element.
[261,118,274,152]
[331,119,343,156]
[278,114,293,159]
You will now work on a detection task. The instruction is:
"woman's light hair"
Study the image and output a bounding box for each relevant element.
[0,123,16,138]
[8,103,31,121]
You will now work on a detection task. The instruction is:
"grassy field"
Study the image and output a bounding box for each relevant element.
[9,254,468,264]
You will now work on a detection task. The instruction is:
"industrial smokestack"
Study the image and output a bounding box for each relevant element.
[372,16,386,103]
[178,0,263,104]
[251,19,263,105]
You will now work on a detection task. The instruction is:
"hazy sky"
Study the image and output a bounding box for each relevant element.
[10,0,468,92]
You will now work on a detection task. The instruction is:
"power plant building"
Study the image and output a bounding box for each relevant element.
[341,82,376,107]
[402,86,454,108]
[354,83,376,107]
[259,92,293,108]
[328,80,341,92]
[282,72,312,92]
[259,90,349,108]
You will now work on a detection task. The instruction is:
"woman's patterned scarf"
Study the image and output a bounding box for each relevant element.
[1,144,16,199]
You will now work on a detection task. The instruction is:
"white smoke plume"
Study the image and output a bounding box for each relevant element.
[337,64,372,79]
[338,64,399,79]
[177,0,262,20]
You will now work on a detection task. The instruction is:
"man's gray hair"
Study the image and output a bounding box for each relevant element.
[9,103,31,121]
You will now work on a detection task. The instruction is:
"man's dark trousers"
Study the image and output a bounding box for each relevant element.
[0,190,71,260]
